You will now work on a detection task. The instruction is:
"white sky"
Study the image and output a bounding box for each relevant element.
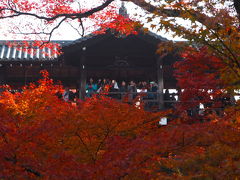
[0,0,186,41]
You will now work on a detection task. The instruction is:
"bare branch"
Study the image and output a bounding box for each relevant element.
[47,17,67,42]
[67,21,85,37]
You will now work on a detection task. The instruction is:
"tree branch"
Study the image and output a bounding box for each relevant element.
[0,0,115,21]
[123,0,180,17]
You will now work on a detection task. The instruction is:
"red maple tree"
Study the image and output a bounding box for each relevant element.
[172,46,239,123]
[0,71,239,179]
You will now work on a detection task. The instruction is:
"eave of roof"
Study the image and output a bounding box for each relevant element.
[0,41,70,61]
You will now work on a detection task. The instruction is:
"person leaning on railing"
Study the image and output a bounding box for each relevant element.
[109,80,119,99]
[119,81,128,100]
[127,81,137,103]
[86,78,97,97]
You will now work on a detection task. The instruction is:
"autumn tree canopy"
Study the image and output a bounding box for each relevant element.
[0,70,240,179]
[0,0,239,39]
[0,1,240,178]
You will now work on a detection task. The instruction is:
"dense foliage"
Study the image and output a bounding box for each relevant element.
[0,0,240,178]
[173,46,239,122]
[0,71,239,179]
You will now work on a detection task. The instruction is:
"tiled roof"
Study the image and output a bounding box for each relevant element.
[0,41,70,61]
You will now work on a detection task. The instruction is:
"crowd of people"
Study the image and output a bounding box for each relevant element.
[61,78,238,113]
[61,78,177,109]
[85,78,159,99]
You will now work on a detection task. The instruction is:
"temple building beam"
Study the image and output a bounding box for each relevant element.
[78,47,87,100]
[157,56,165,110]
[0,64,5,86]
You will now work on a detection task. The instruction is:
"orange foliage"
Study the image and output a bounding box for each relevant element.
[0,71,240,179]
[0,70,164,179]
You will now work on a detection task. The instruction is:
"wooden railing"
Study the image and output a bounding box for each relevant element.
[85,91,239,114]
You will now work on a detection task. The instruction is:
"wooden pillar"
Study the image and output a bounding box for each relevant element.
[24,66,28,86]
[177,88,181,102]
[78,48,87,100]
[157,57,165,110]
[0,64,5,86]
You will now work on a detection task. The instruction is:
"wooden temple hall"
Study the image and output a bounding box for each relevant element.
[0,30,179,108]
[0,5,180,109]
